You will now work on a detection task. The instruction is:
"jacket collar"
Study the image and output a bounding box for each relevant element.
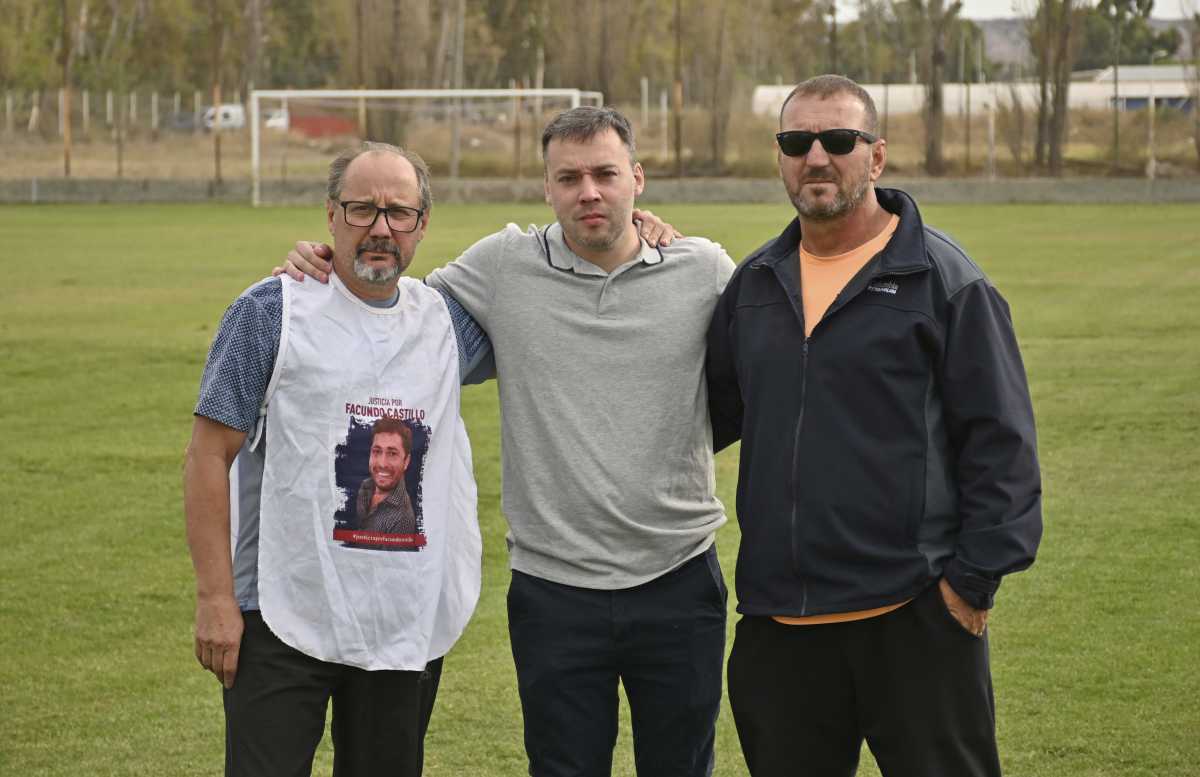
[751,187,930,277]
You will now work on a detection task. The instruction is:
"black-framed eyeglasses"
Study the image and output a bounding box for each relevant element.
[339,200,424,233]
[775,129,878,157]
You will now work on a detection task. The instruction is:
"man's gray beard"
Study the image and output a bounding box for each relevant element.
[353,255,402,285]
[792,164,872,221]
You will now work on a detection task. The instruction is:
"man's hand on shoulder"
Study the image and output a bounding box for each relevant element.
[632,208,684,247]
[194,593,244,689]
[272,241,334,283]
[939,577,989,637]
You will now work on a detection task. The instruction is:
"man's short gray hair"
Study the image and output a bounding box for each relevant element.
[326,141,433,213]
[541,106,636,164]
[779,75,880,136]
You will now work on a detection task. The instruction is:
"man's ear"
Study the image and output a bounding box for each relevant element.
[327,200,337,236]
[870,139,888,182]
[632,162,645,197]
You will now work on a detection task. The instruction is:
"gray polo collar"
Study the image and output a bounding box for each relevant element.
[543,222,663,276]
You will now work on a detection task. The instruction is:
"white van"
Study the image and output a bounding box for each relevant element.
[203,104,246,130]
[264,108,290,131]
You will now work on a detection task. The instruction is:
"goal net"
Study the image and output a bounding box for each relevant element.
[249,88,604,206]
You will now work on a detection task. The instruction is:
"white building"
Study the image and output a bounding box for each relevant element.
[751,65,1197,118]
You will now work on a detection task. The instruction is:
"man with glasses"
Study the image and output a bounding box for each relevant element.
[184,142,486,777]
[706,75,1042,776]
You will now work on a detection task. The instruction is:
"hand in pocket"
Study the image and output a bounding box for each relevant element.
[938,578,989,637]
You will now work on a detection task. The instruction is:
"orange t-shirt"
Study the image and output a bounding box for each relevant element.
[775,214,905,626]
[798,214,899,337]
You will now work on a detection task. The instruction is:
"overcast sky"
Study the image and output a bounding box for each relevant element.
[836,0,1194,20]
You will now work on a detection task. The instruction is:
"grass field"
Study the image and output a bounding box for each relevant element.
[1,200,1198,776]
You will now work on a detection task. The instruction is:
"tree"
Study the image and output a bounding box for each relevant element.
[1099,0,1146,172]
[0,2,56,93]
[261,0,345,89]
[59,0,75,176]
[695,0,741,169]
[1029,0,1083,175]
[904,0,963,176]
[1086,0,1182,171]
[1048,0,1083,175]
[1077,2,1181,71]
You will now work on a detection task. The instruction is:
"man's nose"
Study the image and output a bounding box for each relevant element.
[369,209,393,237]
[806,139,832,166]
[579,175,601,201]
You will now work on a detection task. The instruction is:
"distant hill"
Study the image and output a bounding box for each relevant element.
[974,17,1194,74]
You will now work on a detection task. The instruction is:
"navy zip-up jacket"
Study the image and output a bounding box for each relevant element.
[706,187,1041,615]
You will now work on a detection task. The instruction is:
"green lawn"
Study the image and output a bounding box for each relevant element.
[1,201,1197,776]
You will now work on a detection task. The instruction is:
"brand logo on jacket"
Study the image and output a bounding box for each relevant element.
[867,280,899,295]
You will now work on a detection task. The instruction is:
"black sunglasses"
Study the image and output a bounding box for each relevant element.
[776,129,878,157]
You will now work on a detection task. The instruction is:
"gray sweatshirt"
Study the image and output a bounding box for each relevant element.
[427,222,735,589]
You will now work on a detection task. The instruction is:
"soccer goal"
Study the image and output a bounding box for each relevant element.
[249,88,604,206]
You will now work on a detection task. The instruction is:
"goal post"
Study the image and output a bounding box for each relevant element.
[249,88,604,206]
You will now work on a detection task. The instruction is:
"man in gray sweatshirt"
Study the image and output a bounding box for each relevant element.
[286,107,735,777]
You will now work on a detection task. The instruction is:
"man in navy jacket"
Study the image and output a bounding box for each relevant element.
[706,74,1042,777]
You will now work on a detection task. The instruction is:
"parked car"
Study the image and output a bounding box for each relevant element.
[264,108,289,131]
[202,104,246,130]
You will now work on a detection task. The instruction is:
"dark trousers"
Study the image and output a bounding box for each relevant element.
[727,583,1002,777]
[507,546,727,777]
[223,611,443,777]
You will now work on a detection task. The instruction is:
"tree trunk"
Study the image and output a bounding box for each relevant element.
[210,0,224,186]
[709,1,728,168]
[673,0,683,178]
[924,1,947,177]
[384,0,407,143]
[61,0,73,178]
[598,3,610,101]
[430,3,453,89]
[1047,0,1075,176]
[1032,2,1052,168]
[247,0,261,93]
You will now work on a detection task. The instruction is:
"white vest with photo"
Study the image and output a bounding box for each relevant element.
[254,273,480,671]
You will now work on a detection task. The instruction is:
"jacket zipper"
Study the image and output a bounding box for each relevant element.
[777,257,924,617]
[791,336,810,614]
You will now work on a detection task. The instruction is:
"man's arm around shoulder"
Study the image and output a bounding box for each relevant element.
[424,227,518,331]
